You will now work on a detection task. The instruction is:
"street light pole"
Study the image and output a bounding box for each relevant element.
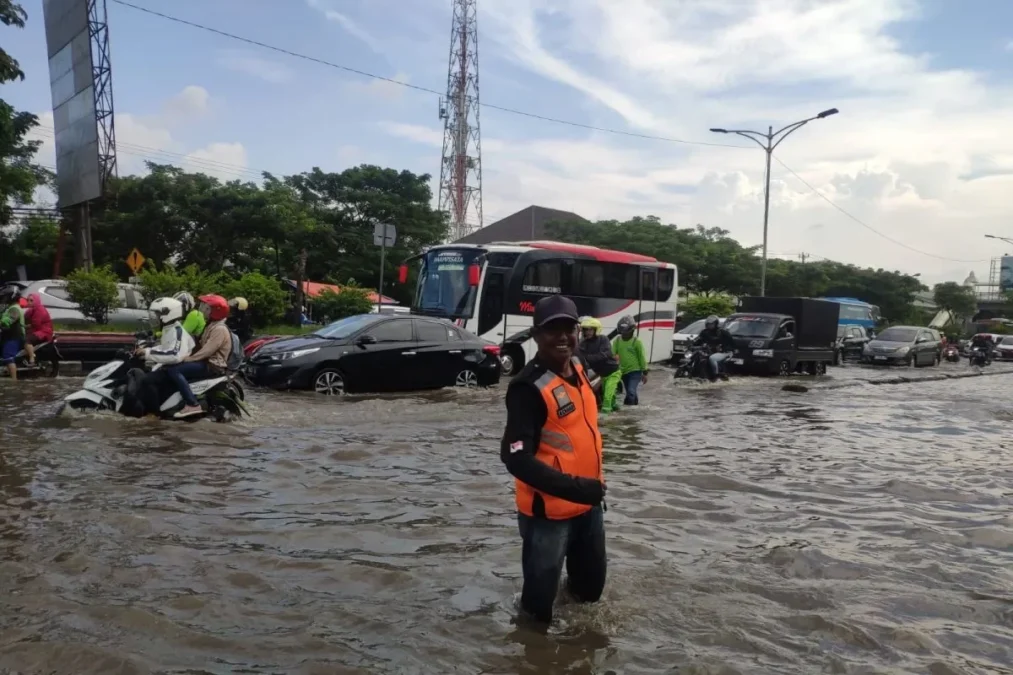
[710,108,839,297]
[985,234,1013,247]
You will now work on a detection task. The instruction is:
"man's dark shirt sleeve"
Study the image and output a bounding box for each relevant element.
[500,380,600,506]
[720,329,736,351]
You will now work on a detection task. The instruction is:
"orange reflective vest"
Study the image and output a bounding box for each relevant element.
[515,357,604,520]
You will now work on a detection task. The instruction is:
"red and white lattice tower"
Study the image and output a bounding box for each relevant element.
[438,0,483,241]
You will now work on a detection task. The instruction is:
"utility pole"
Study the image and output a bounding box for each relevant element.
[709,109,839,297]
[798,252,809,266]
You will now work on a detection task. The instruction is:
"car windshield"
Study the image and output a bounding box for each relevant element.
[725,316,778,338]
[876,327,917,342]
[1001,337,1013,345]
[312,314,381,339]
[412,248,483,319]
[680,319,706,335]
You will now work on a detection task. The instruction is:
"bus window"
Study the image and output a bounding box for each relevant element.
[414,248,483,319]
[658,268,675,300]
[478,271,506,337]
[604,264,639,299]
[522,261,563,294]
[571,262,605,297]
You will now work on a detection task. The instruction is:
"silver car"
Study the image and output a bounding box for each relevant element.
[12,279,149,328]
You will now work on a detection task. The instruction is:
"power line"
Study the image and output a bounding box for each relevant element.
[773,157,988,264]
[109,0,747,150]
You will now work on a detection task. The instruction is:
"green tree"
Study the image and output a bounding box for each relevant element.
[65,265,120,323]
[933,281,977,324]
[136,262,228,304]
[0,212,61,279]
[1,1,52,226]
[312,285,374,323]
[221,272,287,327]
[681,294,736,322]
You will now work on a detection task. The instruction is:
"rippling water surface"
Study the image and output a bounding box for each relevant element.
[1,364,1013,674]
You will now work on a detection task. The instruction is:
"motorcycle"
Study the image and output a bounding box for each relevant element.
[0,338,61,378]
[969,346,991,367]
[61,339,248,422]
[943,344,961,363]
[674,346,729,381]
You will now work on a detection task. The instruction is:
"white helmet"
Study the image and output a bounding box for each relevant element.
[173,291,195,314]
[149,297,184,327]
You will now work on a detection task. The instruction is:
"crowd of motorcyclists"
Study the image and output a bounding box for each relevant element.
[1,290,252,416]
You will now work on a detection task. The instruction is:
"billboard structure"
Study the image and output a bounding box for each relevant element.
[41,0,117,269]
[1001,256,1013,292]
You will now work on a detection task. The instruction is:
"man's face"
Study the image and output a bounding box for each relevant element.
[534,318,578,365]
[581,328,596,341]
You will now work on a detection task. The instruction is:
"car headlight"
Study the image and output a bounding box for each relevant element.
[277,347,319,361]
[896,346,909,355]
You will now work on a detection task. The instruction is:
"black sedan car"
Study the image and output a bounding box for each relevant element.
[245,313,502,395]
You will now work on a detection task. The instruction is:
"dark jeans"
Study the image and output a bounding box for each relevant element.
[621,371,643,405]
[517,505,606,623]
[166,361,209,407]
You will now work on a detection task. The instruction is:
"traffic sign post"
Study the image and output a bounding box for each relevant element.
[126,248,146,276]
[373,223,396,311]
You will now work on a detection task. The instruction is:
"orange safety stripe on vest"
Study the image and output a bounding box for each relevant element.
[515,357,604,520]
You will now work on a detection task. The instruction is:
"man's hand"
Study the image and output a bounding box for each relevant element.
[133,347,145,357]
[578,478,607,506]
[641,372,648,385]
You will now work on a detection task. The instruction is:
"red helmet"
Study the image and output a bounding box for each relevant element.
[17,297,28,308]
[198,293,230,322]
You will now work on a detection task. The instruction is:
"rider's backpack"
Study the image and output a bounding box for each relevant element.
[226,331,244,371]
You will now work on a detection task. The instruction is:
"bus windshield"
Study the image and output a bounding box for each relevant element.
[413,248,483,319]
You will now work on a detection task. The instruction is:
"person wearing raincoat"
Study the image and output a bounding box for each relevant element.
[23,293,53,365]
[578,316,621,413]
[0,298,26,380]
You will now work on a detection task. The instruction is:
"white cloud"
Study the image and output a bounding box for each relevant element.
[26,86,250,186]
[385,0,1013,284]
[216,49,294,84]
[306,0,384,53]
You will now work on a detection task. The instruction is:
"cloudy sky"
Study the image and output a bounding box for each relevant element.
[6,0,1013,284]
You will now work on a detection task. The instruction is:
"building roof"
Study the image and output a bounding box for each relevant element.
[453,205,587,245]
[283,279,397,305]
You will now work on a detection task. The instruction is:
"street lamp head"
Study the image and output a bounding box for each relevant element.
[709,128,728,133]
[817,108,839,119]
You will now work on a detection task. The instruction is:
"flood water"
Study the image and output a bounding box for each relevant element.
[1,363,1012,674]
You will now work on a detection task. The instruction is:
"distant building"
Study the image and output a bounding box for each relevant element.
[453,205,587,245]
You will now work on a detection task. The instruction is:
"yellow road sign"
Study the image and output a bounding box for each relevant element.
[126,248,146,275]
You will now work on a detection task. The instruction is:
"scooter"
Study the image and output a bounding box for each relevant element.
[969,346,991,367]
[1,338,61,378]
[61,341,248,422]
[943,344,961,363]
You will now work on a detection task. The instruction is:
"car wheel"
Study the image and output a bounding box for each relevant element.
[314,369,346,396]
[456,368,479,388]
[501,346,524,376]
[778,360,791,376]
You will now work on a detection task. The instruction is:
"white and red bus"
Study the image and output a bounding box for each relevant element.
[397,240,677,374]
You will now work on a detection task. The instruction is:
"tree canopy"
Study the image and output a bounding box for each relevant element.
[0,0,52,227]
[545,216,928,323]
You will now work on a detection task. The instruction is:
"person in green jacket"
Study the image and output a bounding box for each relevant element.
[612,315,648,405]
[174,291,206,339]
[1,300,26,380]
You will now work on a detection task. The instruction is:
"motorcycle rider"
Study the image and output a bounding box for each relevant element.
[227,296,253,343]
[23,293,53,366]
[969,333,993,365]
[692,315,736,382]
[0,298,26,380]
[174,291,206,340]
[132,297,196,414]
[577,316,621,413]
[169,294,232,418]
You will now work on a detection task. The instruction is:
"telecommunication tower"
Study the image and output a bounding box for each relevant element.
[438,0,483,241]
